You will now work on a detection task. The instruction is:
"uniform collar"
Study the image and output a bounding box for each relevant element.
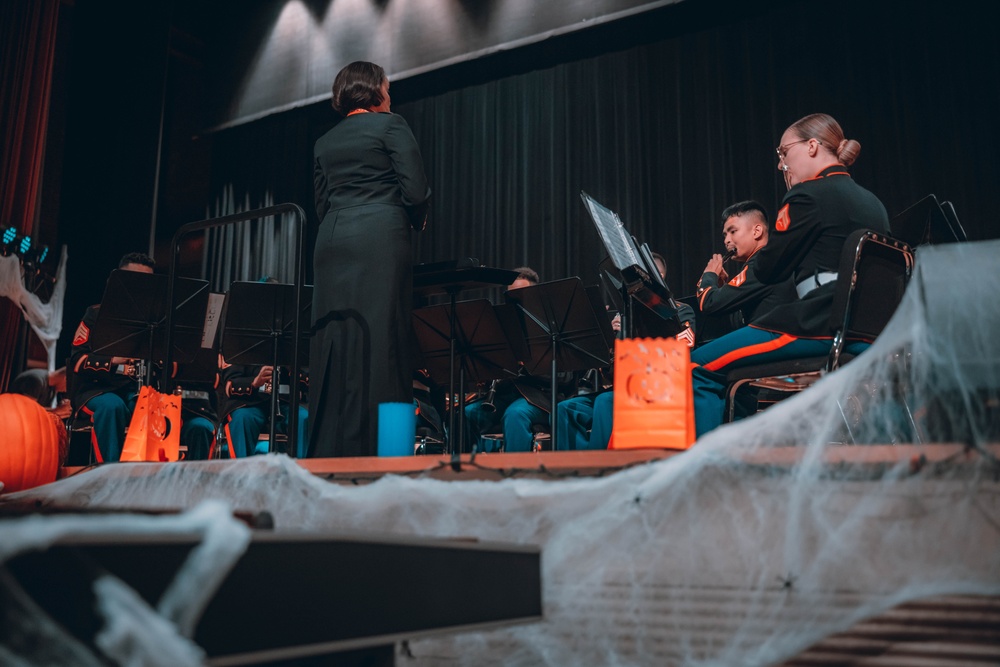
[804,163,851,182]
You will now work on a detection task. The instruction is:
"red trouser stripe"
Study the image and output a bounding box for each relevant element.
[702,333,798,372]
[82,405,105,464]
[224,419,236,459]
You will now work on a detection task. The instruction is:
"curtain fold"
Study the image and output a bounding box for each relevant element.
[201,0,997,309]
[0,0,61,390]
[203,185,300,293]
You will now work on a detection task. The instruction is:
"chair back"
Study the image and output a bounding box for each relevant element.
[827,229,914,369]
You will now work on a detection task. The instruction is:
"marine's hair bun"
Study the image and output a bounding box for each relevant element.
[837,139,861,166]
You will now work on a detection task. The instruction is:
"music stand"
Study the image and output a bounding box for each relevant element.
[413,299,522,452]
[172,346,220,386]
[938,200,968,242]
[584,192,681,336]
[412,263,520,454]
[220,282,312,455]
[90,270,210,387]
[503,277,615,448]
[891,194,967,247]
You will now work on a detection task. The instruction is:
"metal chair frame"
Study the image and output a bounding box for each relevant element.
[723,230,915,425]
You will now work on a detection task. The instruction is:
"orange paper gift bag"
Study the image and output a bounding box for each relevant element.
[120,385,182,462]
[609,337,695,450]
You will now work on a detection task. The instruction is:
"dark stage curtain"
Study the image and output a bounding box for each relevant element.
[199,1,998,305]
[393,1,999,297]
[0,0,60,390]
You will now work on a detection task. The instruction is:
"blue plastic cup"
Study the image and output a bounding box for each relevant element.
[377,401,417,457]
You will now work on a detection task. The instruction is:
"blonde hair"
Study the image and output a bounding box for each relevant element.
[787,113,861,166]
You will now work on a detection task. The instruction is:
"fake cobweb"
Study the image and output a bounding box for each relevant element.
[2,240,999,666]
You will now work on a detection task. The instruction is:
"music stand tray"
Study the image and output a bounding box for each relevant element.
[220,282,312,368]
[412,299,520,387]
[505,278,614,376]
[413,264,519,297]
[413,299,522,453]
[91,270,210,383]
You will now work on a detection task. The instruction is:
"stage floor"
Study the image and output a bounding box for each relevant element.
[56,442,1000,485]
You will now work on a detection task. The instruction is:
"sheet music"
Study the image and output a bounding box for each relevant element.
[201,292,226,348]
[581,192,641,271]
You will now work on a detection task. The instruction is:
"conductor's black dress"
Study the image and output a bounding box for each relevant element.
[310,111,430,457]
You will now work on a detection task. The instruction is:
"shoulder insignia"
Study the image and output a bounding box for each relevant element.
[775,203,791,232]
[72,322,90,347]
[729,267,747,287]
[675,326,696,349]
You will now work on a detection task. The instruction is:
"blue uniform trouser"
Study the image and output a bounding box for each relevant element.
[502,398,548,452]
[690,326,869,438]
[465,396,511,453]
[555,393,614,451]
[182,416,216,460]
[591,391,614,450]
[465,397,547,453]
[82,390,137,463]
[555,395,594,450]
[225,404,310,458]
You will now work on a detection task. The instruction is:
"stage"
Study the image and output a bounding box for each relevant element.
[51,441,1000,487]
[2,439,999,666]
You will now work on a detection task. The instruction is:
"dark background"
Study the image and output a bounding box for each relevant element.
[42,0,1000,363]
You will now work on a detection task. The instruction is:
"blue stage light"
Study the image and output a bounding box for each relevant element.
[2,228,15,245]
[19,235,31,255]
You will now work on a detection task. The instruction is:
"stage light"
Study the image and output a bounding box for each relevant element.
[0,226,51,266]
[1,227,17,257]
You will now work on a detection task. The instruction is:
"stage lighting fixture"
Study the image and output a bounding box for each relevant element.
[1,227,17,257]
[18,235,31,255]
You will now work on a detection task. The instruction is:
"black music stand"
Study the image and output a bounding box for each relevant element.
[503,277,615,448]
[220,282,312,455]
[413,299,522,452]
[172,346,221,387]
[413,263,520,455]
[891,193,968,247]
[91,270,210,387]
[583,192,680,336]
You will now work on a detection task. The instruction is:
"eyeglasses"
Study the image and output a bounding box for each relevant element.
[775,139,809,161]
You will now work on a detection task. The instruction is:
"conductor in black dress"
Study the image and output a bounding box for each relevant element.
[310,61,431,457]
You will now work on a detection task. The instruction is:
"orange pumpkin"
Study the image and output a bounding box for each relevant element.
[0,392,61,494]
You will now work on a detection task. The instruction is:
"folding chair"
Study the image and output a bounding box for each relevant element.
[723,229,915,425]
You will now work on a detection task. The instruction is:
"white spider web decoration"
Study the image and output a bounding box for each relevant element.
[2,240,999,666]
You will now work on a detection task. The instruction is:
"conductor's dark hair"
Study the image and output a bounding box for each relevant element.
[721,200,770,232]
[512,266,540,284]
[331,61,386,116]
[118,252,155,270]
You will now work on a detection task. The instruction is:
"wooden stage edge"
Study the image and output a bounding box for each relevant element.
[58,443,1000,485]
